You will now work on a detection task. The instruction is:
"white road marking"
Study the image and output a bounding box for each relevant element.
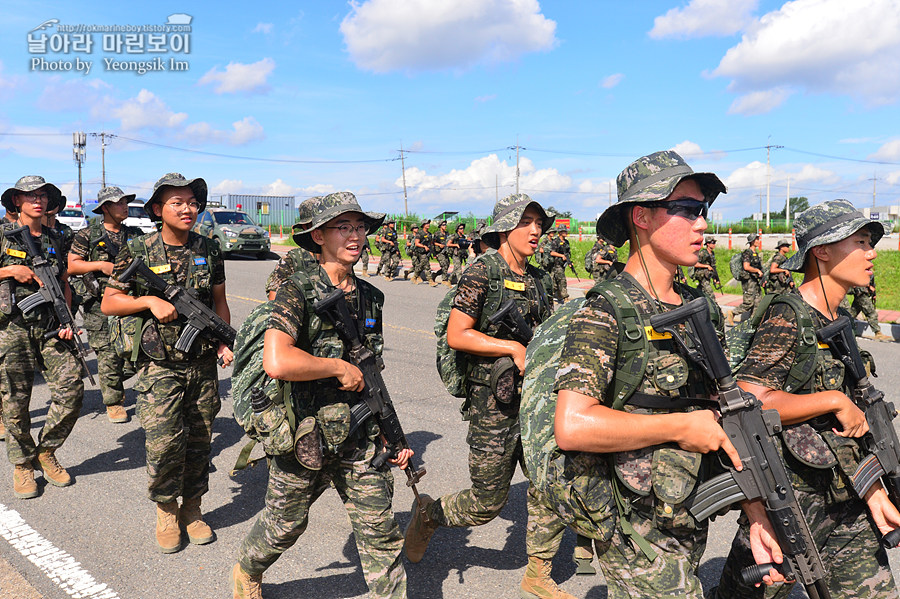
[0,504,119,599]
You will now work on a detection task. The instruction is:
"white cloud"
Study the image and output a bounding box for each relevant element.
[650,0,757,39]
[198,58,276,94]
[263,179,297,196]
[885,170,900,186]
[726,87,793,115]
[711,0,900,107]
[600,73,623,89]
[670,141,704,157]
[724,160,839,191]
[253,23,273,34]
[38,77,113,112]
[340,0,557,73]
[474,94,497,103]
[577,179,617,208]
[112,89,188,131]
[871,139,900,161]
[182,116,265,146]
[0,61,23,91]
[211,179,245,195]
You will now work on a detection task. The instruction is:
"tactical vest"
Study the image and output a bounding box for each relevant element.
[382,229,398,253]
[743,248,762,278]
[75,220,144,309]
[433,231,449,255]
[465,251,553,386]
[0,222,64,325]
[551,238,570,267]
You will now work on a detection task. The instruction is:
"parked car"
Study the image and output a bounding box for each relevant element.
[124,200,156,234]
[194,208,271,258]
[57,207,88,231]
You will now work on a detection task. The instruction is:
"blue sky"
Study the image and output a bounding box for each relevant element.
[1,0,899,223]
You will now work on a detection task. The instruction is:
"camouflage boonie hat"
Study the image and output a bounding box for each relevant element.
[747,233,759,244]
[705,236,717,244]
[481,193,554,250]
[597,150,726,247]
[297,196,322,226]
[294,191,385,252]
[438,219,447,227]
[782,199,890,272]
[556,224,569,234]
[420,219,431,228]
[456,222,465,230]
[93,186,136,214]
[144,172,208,222]
[2,175,64,214]
[775,239,791,250]
[385,218,396,225]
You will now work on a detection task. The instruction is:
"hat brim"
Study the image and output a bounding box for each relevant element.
[2,182,64,214]
[782,218,890,272]
[481,201,555,250]
[93,193,136,214]
[145,178,208,222]
[296,209,385,253]
[597,172,726,247]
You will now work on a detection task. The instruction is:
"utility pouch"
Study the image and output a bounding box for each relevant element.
[490,356,520,405]
[0,279,14,316]
[782,423,838,469]
[140,319,169,362]
[293,416,324,470]
[821,430,862,504]
[317,403,351,454]
[111,315,144,362]
[651,446,703,530]
[250,401,295,457]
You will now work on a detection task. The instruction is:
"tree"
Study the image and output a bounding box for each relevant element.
[545,205,572,219]
[773,197,809,219]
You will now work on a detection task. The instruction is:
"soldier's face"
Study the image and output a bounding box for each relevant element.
[638,179,708,267]
[104,197,130,223]
[14,191,48,218]
[503,205,543,257]
[314,212,367,265]
[157,187,200,232]
[823,229,876,289]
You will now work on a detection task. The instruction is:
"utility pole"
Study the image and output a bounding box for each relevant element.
[786,176,791,230]
[72,132,86,206]
[91,132,111,188]
[765,143,783,228]
[399,144,409,216]
[869,171,877,208]
[508,137,523,195]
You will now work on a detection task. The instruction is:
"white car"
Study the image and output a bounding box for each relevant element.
[57,207,88,231]
[124,201,156,234]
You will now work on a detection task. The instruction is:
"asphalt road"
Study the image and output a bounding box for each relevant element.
[2,254,900,599]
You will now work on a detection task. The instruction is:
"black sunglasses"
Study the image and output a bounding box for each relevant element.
[639,198,708,221]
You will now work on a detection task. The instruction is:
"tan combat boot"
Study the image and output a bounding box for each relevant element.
[874,331,893,342]
[428,279,438,287]
[442,280,452,287]
[231,562,263,599]
[726,310,735,326]
[180,497,215,545]
[0,412,6,439]
[106,404,128,423]
[156,501,182,553]
[403,494,436,563]
[519,556,576,599]
[411,276,420,285]
[13,464,38,499]
[36,449,71,487]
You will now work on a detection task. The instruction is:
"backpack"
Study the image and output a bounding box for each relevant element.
[729,252,746,281]
[583,247,595,273]
[725,292,818,393]
[434,250,505,399]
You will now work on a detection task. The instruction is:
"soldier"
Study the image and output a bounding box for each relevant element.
[0,176,84,498]
[727,233,764,325]
[404,194,576,598]
[359,235,371,276]
[43,198,75,254]
[265,197,320,301]
[68,186,144,423]
[714,200,900,598]
[692,236,719,298]
[585,234,617,283]
[471,220,487,258]
[376,219,400,280]
[3,208,17,224]
[410,220,434,285]
[548,225,571,302]
[102,173,233,553]
[431,220,452,286]
[552,151,783,597]
[447,222,468,284]
[231,192,412,599]
[850,274,892,342]
[766,239,794,295]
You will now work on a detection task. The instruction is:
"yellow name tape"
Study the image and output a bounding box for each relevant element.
[645,325,673,341]
[817,342,829,350]
[5,248,26,259]
[150,264,172,274]
[504,279,525,292]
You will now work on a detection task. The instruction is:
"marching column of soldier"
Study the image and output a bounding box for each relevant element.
[0,163,897,599]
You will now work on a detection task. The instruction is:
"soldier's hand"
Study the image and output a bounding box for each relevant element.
[217,343,234,368]
[745,502,786,586]
[336,360,364,392]
[864,483,900,540]
[511,342,527,375]
[147,297,178,323]
[100,262,115,276]
[7,265,40,284]
[388,446,414,470]
[832,391,869,437]
[57,326,75,341]
[674,410,743,470]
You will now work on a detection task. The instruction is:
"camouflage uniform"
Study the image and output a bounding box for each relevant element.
[850,275,882,335]
[694,244,717,298]
[549,233,570,302]
[586,238,617,284]
[731,241,763,320]
[410,227,432,283]
[360,237,371,272]
[107,229,225,503]
[449,229,468,284]
[238,193,406,599]
[376,224,400,278]
[715,200,896,599]
[265,246,319,296]
[431,224,451,284]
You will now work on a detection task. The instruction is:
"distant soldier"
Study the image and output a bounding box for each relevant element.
[448,223,469,285]
[585,235,617,283]
[43,198,75,254]
[3,208,17,224]
[377,219,400,280]
[431,220,452,286]
[548,225,571,302]
[850,274,892,342]
[727,233,764,325]
[411,220,434,285]
[359,235,371,276]
[692,236,718,298]
[766,239,794,295]
[265,197,321,300]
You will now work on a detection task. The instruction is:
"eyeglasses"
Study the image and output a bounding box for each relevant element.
[165,201,201,211]
[19,192,49,202]
[639,199,708,221]
[324,223,368,238]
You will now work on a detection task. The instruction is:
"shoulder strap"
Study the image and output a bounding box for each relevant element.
[768,293,818,392]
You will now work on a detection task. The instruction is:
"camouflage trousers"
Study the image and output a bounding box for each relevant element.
[134,355,221,503]
[410,253,432,282]
[434,252,450,283]
[714,489,896,599]
[592,265,614,284]
[85,315,135,407]
[425,384,566,560]
[239,449,407,598]
[451,254,467,284]
[732,277,762,318]
[377,250,400,277]
[0,317,84,465]
[593,509,707,599]
[697,277,717,299]
[851,294,881,334]
[550,264,568,301]
[360,249,369,270]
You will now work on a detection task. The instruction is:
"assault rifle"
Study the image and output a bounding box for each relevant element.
[312,288,428,502]
[486,300,532,404]
[6,225,95,385]
[817,315,900,549]
[649,297,831,599]
[117,256,236,352]
[81,230,119,299]
[487,299,532,344]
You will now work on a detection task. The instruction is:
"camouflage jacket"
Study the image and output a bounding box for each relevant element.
[265,247,319,295]
[0,222,66,326]
[741,247,763,279]
[695,248,716,280]
[432,230,449,255]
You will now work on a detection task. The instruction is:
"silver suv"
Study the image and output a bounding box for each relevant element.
[194,208,271,258]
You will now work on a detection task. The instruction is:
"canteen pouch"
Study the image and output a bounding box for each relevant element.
[317,403,351,454]
[651,446,704,529]
[293,416,324,470]
[490,356,519,405]
[250,401,295,457]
